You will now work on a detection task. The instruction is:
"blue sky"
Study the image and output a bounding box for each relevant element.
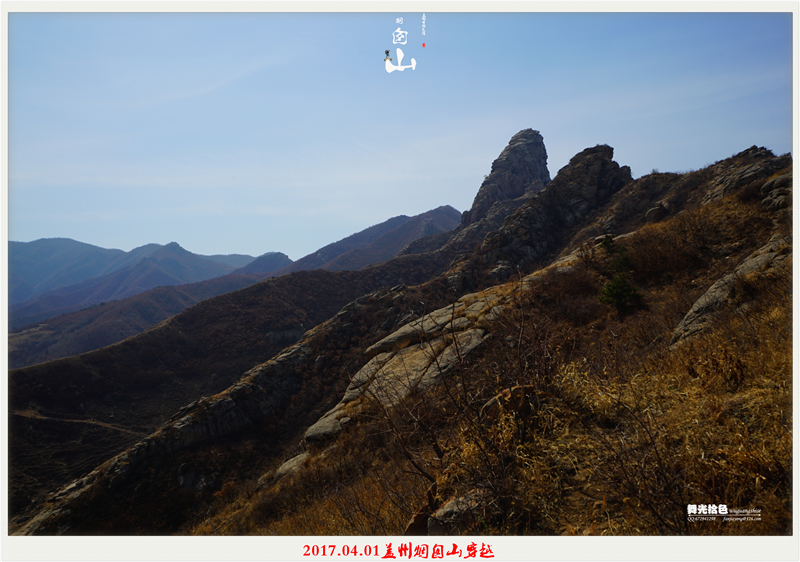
[7,10,794,260]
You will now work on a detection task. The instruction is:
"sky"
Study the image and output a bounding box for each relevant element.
[7,9,795,260]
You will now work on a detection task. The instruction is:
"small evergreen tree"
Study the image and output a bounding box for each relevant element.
[598,273,641,312]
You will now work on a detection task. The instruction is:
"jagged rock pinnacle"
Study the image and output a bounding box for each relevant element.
[461,129,551,226]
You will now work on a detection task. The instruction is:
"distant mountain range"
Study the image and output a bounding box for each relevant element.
[8,205,461,369]
[10,238,165,305]
[9,241,281,329]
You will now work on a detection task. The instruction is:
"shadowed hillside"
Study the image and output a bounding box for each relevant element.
[9,251,457,518]
[321,206,461,272]
[259,206,460,278]
[8,272,269,370]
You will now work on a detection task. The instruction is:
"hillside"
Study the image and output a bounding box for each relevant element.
[9,242,238,329]
[8,252,456,519]
[9,132,792,537]
[8,272,269,370]
[244,215,412,276]
[321,206,461,272]
[260,206,460,278]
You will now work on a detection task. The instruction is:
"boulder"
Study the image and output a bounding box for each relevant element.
[427,489,492,535]
[269,452,310,484]
[645,202,667,223]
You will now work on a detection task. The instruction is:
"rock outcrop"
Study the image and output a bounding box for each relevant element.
[760,171,792,213]
[702,146,791,205]
[671,163,792,345]
[303,290,510,444]
[479,144,632,277]
[671,233,792,344]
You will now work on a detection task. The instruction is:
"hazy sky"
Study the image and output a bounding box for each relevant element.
[7,10,794,260]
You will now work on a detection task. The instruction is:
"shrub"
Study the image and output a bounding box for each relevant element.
[598,273,642,312]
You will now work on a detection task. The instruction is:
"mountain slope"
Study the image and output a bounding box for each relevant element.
[256,206,461,278]
[8,272,269,370]
[231,252,292,274]
[8,252,454,518]
[237,215,409,277]
[321,205,461,271]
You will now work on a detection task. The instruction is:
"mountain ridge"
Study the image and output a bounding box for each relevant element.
[9,238,163,305]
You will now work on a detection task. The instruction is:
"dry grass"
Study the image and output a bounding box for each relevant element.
[563,288,792,535]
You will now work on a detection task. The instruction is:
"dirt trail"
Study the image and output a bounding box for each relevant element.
[12,409,146,436]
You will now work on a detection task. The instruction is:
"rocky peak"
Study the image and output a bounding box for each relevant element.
[549,144,628,198]
[478,143,632,277]
[461,129,551,226]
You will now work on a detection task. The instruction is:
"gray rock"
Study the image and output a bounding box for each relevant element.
[702,149,791,205]
[671,235,791,344]
[760,172,792,212]
[761,173,792,194]
[304,414,344,442]
[645,203,667,223]
[365,305,465,359]
[267,452,310,484]
[427,489,491,535]
[461,129,551,226]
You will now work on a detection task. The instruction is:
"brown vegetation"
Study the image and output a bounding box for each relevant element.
[185,186,790,536]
